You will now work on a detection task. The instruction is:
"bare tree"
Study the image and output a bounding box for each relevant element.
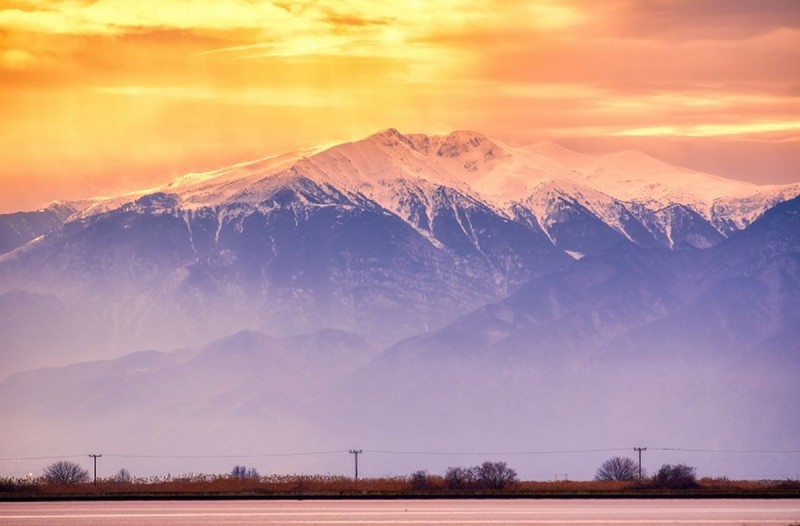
[445,462,518,490]
[596,457,639,481]
[114,468,132,483]
[231,465,260,480]
[445,466,477,489]
[43,461,90,484]
[475,461,518,490]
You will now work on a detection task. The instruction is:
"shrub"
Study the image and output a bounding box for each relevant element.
[475,461,518,489]
[652,464,698,489]
[409,470,433,490]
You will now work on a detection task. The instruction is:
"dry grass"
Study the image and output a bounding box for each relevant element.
[2,474,799,498]
[514,480,634,492]
[2,474,410,496]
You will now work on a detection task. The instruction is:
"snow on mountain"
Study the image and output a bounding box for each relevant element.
[517,145,799,234]
[212,130,798,246]
[49,128,796,254]
[517,179,659,248]
[0,200,92,256]
[580,149,749,203]
[709,184,800,234]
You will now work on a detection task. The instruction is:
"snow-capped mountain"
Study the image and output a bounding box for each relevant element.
[0,129,798,376]
[48,128,800,252]
[4,128,795,258]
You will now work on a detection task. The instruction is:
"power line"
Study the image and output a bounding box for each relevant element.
[366,447,633,456]
[102,450,348,460]
[3,446,800,464]
[0,454,86,462]
[652,447,800,454]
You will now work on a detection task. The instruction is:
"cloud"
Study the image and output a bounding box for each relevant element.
[1,48,36,69]
[0,0,294,35]
[319,8,393,29]
[604,0,800,40]
[613,121,800,138]
[91,84,361,108]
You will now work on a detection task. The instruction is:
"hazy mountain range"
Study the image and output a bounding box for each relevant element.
[1,129,798,479]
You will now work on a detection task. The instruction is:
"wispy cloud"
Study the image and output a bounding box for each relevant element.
[614,121,800,138]
[91,85,361,108]
[599,0,800,40]
[0,0,293,35]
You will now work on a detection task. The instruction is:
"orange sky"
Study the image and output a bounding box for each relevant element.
[1,0,799,212]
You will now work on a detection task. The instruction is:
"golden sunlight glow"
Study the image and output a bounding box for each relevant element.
[615,121,800,138]
[1,0,798,211]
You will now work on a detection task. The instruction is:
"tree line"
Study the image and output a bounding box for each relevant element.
[37,457,696,489]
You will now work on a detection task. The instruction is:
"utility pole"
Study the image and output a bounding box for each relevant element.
[88,454,102,486]
[349,449,362,486]
[633,447,646,479]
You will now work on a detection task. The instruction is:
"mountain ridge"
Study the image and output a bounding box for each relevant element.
[4,129,797,259]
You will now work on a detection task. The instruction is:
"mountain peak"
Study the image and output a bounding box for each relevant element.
[370,127,405,142]
[434,130,489,158]
[367,128,491,158]
[367,128,427,151]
